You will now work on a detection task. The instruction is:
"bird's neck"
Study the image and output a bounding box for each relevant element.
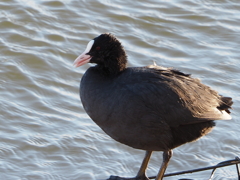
[96,51,127,76]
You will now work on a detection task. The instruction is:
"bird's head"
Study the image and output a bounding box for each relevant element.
[73,33,127,75]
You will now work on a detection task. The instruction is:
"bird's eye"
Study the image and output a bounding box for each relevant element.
[96,46,101,50]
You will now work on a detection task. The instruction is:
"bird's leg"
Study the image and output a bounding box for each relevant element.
[136,150,152,179]
[155,150,173,180]
[107,151,152,180]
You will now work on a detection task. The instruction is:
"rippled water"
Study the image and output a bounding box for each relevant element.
[1,0,240,180]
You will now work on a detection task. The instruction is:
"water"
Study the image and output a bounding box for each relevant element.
[1,0,240,179]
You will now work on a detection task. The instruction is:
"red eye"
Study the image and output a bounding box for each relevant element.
[96,46,100,50]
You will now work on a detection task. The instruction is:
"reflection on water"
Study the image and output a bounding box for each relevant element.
[1,0,240,179]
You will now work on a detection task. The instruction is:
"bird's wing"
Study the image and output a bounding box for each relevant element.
[122,67,232,127]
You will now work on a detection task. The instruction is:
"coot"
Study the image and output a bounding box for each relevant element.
[73,33,233,180]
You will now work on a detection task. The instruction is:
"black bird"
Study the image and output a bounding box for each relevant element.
[73,33,233,180]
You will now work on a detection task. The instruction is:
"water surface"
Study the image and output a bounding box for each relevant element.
[1,0,240,179]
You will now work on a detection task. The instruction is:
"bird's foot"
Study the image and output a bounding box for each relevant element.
[107,175,149,180]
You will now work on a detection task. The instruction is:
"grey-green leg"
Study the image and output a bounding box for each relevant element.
[155,150,173,180]
[107,151,152,180]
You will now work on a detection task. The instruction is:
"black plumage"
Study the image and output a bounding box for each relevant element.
[73,33,233,180]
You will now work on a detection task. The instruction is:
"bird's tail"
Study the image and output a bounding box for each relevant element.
[217,96,233,114]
